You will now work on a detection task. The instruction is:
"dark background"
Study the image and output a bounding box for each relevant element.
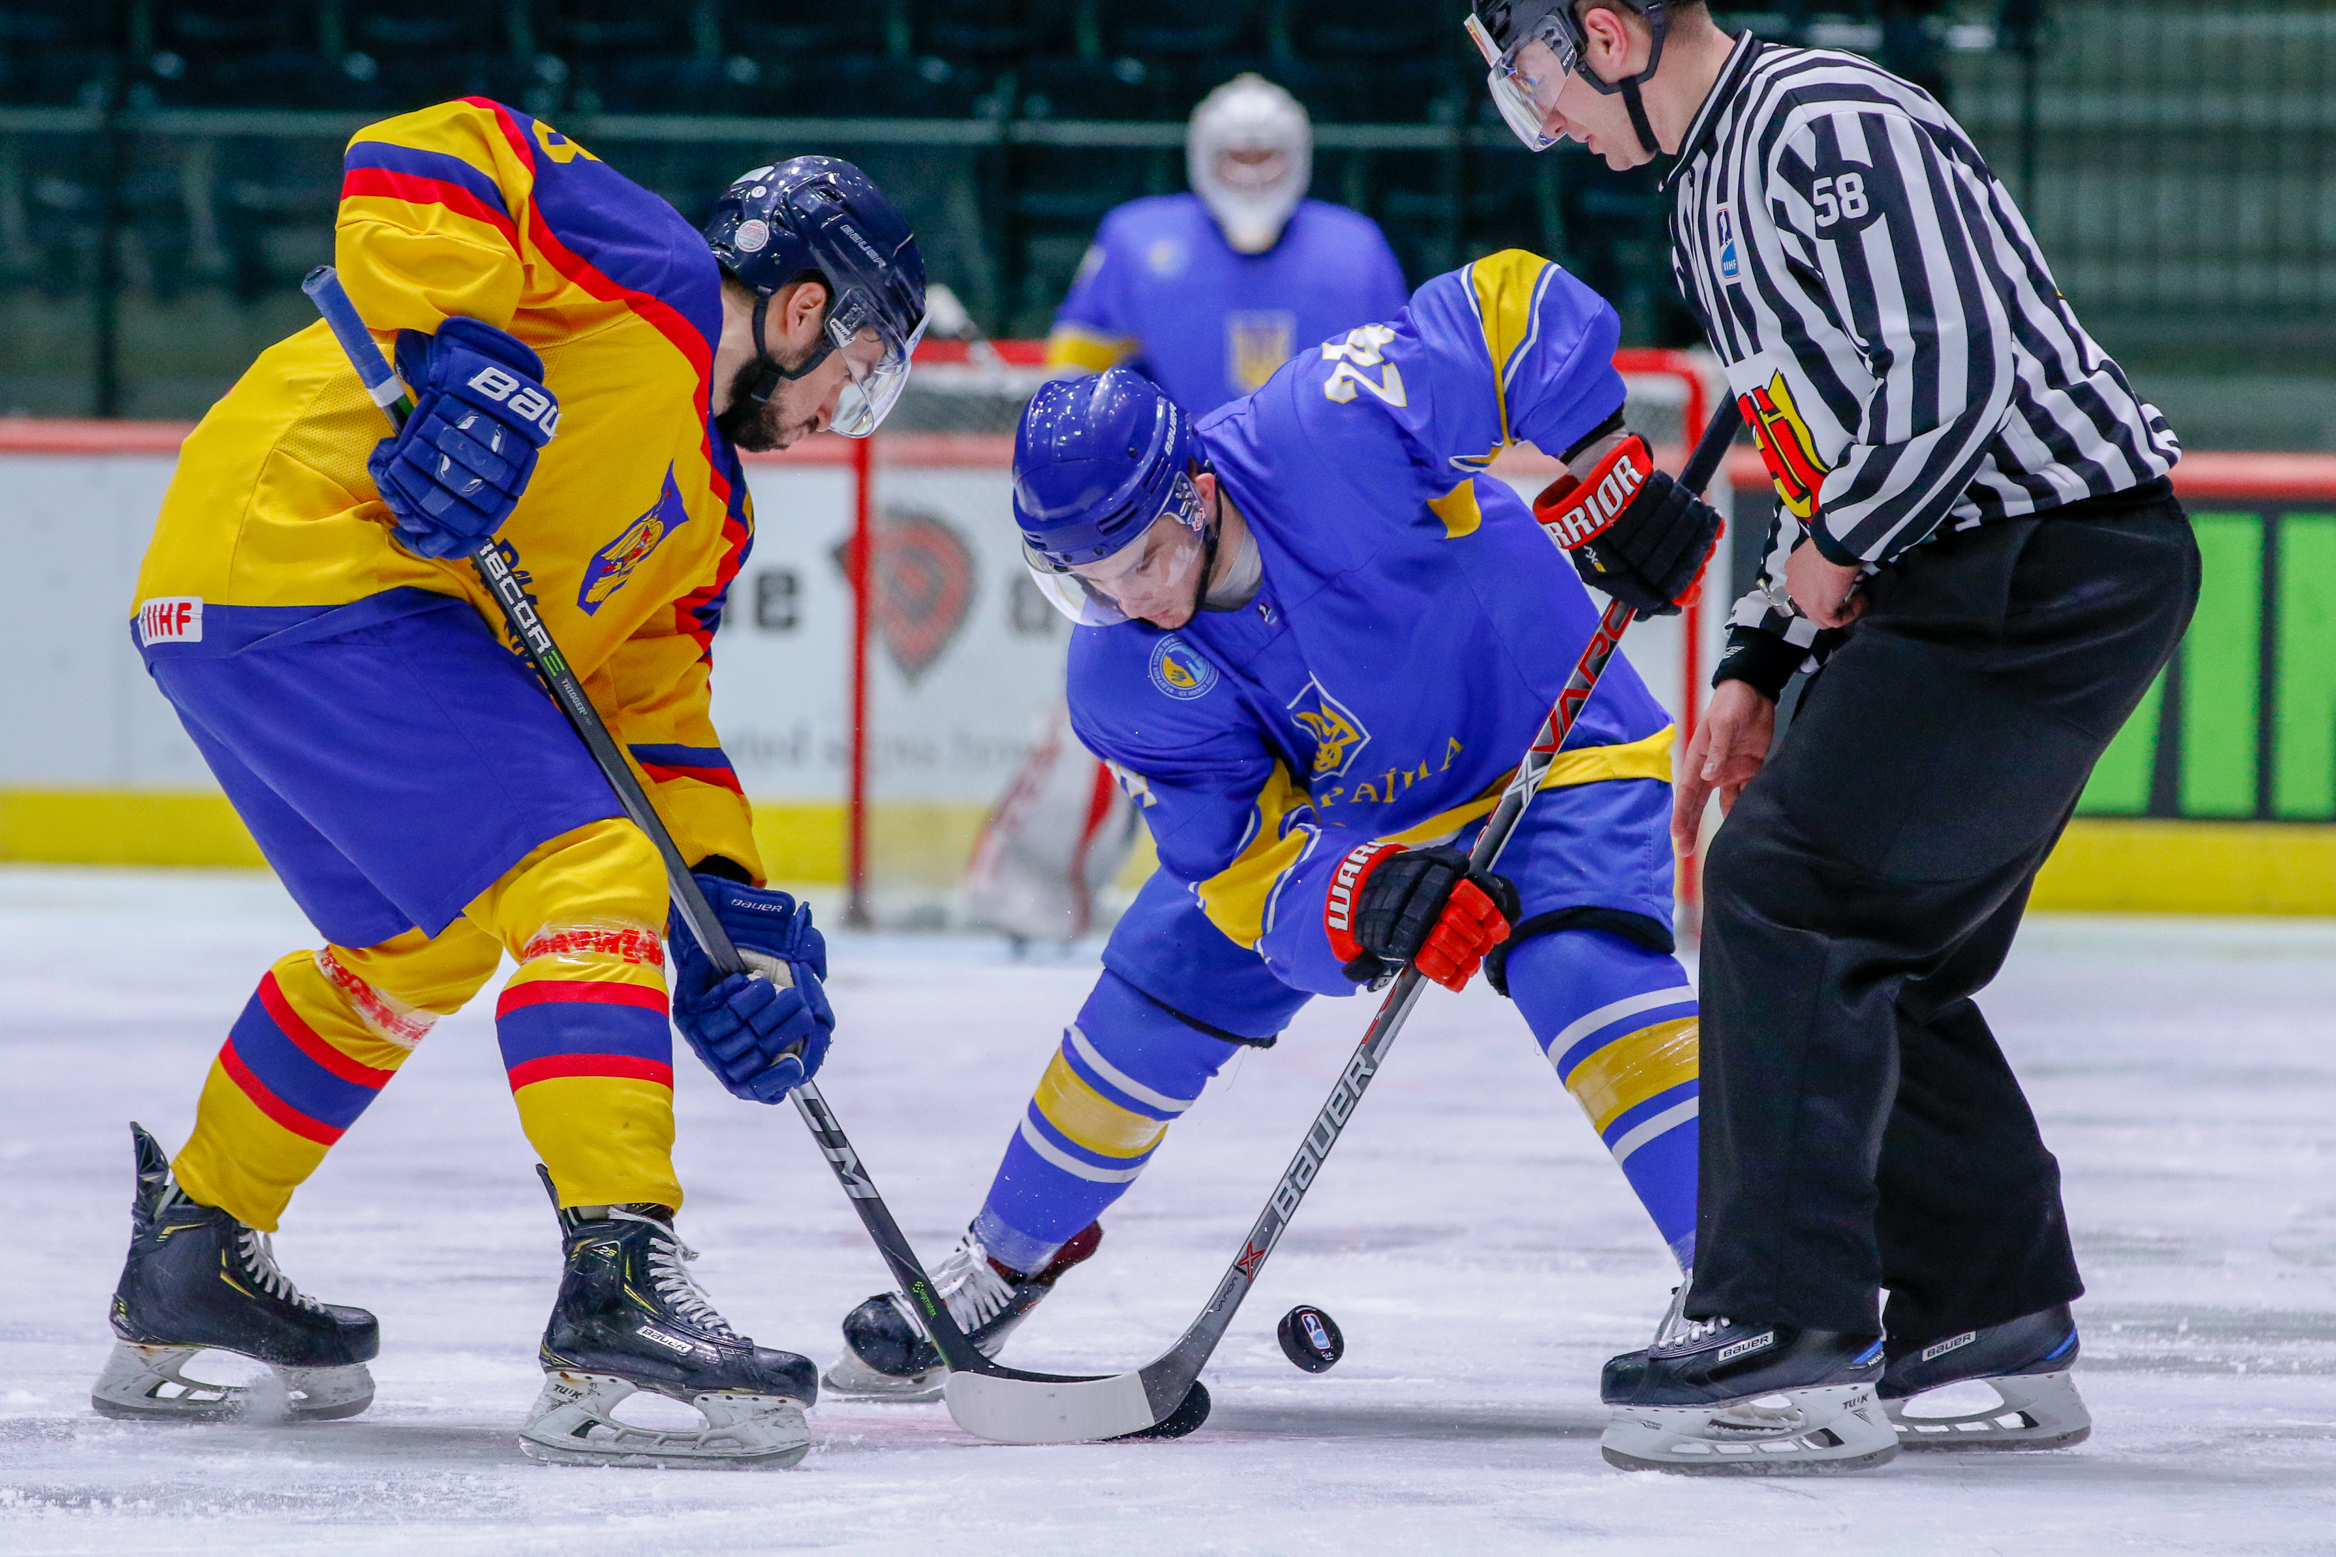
[0,0,2328,447]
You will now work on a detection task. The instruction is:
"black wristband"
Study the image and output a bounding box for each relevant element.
[689,855,756,885]
[1712,629,1804,702]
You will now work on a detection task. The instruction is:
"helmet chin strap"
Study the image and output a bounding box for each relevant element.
[741,289,836,410]
[1189,479,1224,622]
[1618,74,1662,159]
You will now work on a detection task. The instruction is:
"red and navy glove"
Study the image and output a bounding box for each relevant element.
[1534,433,1723,621]
[369,317,560,561]
[1324,842,1520,992]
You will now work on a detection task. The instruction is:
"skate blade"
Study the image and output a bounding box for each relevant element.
[518,1371,812,1470]
[1601,1383,1900,1475]
[1888,1370,2091,1452]
[91,1342,374,1423]
[820,1351,945,1403]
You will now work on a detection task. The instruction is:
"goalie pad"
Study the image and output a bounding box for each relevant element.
[961,698,1144,942]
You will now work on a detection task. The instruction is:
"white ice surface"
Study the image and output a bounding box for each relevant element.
[2,865,2333,1555]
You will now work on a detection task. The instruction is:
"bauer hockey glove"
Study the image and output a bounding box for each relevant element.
[1533,433,1723,621]
[669,875,834,1104]
[1325,842,1521,993]
[368,316,561,560]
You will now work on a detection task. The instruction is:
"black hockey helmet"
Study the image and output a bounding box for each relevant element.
[704,155,929,438]
[1466,0,1672,159]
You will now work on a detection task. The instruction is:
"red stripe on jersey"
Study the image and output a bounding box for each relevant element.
[256,972,398,1089]
[506,1054,676,1091]
[338,166,519,246]
[496,979,671,1019]
[639,760,745,793]
[219,1040,344,1146]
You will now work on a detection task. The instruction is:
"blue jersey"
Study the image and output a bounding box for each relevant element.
[1048,194,1409,416]
[1067,251,1674,996]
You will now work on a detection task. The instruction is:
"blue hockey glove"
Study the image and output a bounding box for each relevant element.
[669,875,834,1104]
[368,316,560,560]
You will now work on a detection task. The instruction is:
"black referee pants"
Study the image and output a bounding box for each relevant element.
[1689,483,2198,1343]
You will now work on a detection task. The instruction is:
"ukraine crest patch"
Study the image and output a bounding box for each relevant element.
[579,465,690,615]
[1287,678,1371,780]
[1227,310,1297,393]
[1148,635,1218,700]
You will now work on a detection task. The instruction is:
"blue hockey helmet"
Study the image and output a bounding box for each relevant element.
[1013,368,1210,626]
[704,155,929,438]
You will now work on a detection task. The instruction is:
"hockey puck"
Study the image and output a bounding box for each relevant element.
[1277,1304,1344,1373]
[1112,1379,1210,1440]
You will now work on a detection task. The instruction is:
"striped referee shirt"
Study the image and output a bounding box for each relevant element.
[1667,34,2182,693]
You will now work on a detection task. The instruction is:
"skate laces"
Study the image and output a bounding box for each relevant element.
[607,1209,736,1339]
[236,1228,324,1313]
[1652,1279,1736,1350]
[932,1232,1018,1333]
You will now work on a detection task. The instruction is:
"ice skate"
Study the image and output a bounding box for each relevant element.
[824,1222,1103,1400]
[1599,1295,1897,1475]
[1882,1302,2090,1451]
[93,1123,378,1424]
[519,1177,818,1470]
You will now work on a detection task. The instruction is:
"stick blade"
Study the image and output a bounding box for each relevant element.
[944,1367,1156,1444]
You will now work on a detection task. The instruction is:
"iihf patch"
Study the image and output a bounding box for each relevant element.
[136,596,203,645]
[1148,635,1217,700]
[1715,203,1742,285]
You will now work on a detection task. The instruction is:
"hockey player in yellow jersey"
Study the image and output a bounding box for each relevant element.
[100,97,929,1469]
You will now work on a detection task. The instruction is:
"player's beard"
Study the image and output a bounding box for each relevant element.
[716,341,819,453]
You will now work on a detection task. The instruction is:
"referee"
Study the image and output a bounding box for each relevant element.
[1467,0,2198,1472]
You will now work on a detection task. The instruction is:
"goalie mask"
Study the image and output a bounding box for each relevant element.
[1188,74,1312,256]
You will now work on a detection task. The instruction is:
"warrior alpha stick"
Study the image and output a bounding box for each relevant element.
[946,395,1748,1444]
[302,268,999,1379]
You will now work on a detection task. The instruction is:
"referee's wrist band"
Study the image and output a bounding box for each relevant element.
[1806,524,1864,568]
[1713,631,1803,701]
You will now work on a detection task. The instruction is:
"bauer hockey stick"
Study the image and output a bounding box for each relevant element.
[301,267,999,1377]
[946,395,1749,1444]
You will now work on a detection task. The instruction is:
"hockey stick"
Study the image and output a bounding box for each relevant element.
[300,267,997,1375]
[946,396,1749,1444]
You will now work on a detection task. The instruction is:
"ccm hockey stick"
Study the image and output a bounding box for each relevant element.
[946,395,1749,1444]
[301,268,1000,1381]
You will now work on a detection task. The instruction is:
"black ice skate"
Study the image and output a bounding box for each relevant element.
[1882,1302,2090,1451]
[93,1122,378,1423]
[520,1173,818,1470]
[1599,1284,1897,1474]
[823,1222,1103,1401]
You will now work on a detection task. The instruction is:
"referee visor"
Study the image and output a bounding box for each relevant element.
[1465,10,1584,152]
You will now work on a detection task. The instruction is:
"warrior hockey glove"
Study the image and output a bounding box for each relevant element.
[1534,434,1723,621]
[1325,842,1520,992]
[669,875,834,1104]
[368,316,560,560]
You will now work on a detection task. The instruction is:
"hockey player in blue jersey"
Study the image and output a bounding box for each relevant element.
[827,250,1727,1401]
[968,74,1411,943]
[1045,73,1409,415]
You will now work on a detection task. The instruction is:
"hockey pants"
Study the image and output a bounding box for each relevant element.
[1690,485,2199,1340]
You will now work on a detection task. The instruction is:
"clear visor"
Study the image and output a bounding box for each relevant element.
[1022,491,1209,627]
[1465,12,1577,152]
[824,287,929,439]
